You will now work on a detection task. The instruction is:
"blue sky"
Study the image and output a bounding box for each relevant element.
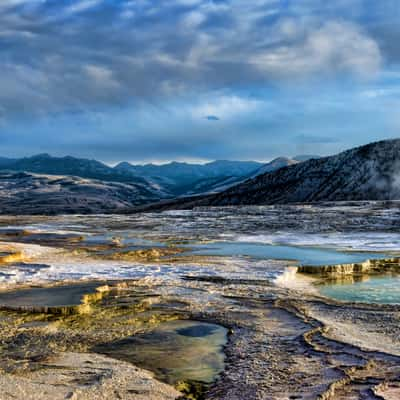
[0,0,399,163]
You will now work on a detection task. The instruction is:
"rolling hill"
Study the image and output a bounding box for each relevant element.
[0,172,166,214]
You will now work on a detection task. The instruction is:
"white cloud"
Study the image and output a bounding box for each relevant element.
[191,95,263,120]
[181,10,206,29]
[84,65,120,90]
[251,21,381,78]
[63,0,102,15]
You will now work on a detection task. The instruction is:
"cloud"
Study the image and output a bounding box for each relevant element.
[0,0,397,163]
[2,85,397,163]
[251,21,381,79]
[84,64,120,90]
[0,0,40,8]
[63,0,103,15]
[191,95,263,120]
[0,0,385,119]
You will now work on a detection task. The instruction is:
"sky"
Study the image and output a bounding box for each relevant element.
[0,0,399,164]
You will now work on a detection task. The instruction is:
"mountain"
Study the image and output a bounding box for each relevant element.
[114,160,263,195]
[142,139,400,209]
[0,154,314,202]
[175,175,249,196]
[193,157,305,195]
[0,155,265,196]
[115,160,261,180]
[249,157,299,178]
[3,139,397,214]
[0,153,300,214]
[115,160,262,180]
[292,154,320,162]
[114,158,305,195]
[0,172,166,214]
[0,154,153,186]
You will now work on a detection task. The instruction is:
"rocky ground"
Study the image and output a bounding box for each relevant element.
[0,208,398,399]
[0,352,180,400]
[0,273,399,399]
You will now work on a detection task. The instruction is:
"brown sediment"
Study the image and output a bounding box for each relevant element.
[0,243,29,264]
[0,250,25,264]
[105,247,185,262]
[175,380,208,400]
[73,245,226,266]
[69,244,193,263]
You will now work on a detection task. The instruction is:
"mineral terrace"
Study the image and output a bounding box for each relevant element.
[0,203,398,400]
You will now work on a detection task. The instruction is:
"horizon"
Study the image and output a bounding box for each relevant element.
[0,151,323,167]
[1,1,399,162]
[0,136,397,166]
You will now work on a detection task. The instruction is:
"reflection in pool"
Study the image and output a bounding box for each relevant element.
[318,274,400,304]
[94,320,227,385]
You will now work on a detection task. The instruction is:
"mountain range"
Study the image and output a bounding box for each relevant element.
[114,159,264,195]
[1,139,400,213]
[0,153,313,199]
[147,139,400,210]
[0,153,319,213]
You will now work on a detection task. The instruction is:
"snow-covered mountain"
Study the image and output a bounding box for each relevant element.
[292,154,320,162]
[115,160,262,179]
[114,160,263,195]
[0,155,266,196]
[249,157,299,178]
[115,158,307,195]
[0,153,319,212]
[146,139,400,209]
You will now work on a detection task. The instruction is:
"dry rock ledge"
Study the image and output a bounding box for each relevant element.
[298,256,400,277]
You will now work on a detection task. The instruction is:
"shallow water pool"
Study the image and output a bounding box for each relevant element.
[187,241,388,266]
[318,274,400,304]
[0,281,106,308]
[94,319,227,385]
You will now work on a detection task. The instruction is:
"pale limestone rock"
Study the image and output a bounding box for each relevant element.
[0,352,180,400]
